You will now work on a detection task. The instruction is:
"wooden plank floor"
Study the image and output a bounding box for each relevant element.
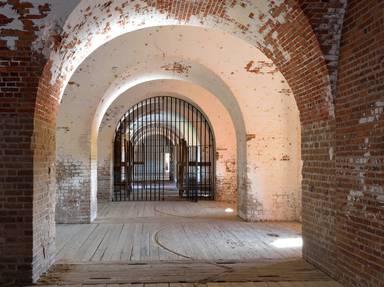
[34,201,342,286]
[33,283,343,287]
[56,201,302,263]
[35,260,342,286]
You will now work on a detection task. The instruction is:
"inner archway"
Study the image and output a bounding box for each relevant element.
[113,96,215,202]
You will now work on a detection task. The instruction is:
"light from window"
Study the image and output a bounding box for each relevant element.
[270,237,303,249]
[164,153,170,173]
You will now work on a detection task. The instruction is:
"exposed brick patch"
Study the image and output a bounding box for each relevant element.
[97,159,112,201]
[161,61,192,74]
[246,134,256,141]
[55,159,92,223]
[244,60,277,75]
[215,152,237,203]
[244,61,262,74]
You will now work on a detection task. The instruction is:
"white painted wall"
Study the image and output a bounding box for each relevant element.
[57,25,301,222]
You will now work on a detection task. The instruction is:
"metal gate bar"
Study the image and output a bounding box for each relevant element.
[113,96,215,201]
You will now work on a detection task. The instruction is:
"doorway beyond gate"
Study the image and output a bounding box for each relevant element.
[113,96,215,201]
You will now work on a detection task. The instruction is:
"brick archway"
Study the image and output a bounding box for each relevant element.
[1,0,343,284]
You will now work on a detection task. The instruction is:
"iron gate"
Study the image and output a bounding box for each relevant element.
[113,96,215,201]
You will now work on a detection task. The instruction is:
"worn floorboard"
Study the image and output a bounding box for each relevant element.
[35,259,342,286]
[56,201,302,263]
[33,202,342,286]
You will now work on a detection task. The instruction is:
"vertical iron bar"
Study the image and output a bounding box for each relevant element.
[126,110,128,201]
[199,106,203,199]
[156,98,159,201]
[203,112,206,199]
[171,97,174,198]
[149,98,151,200]
[119,122,121,201]
[145,98,148,200]
[158,99,161,201]
[186,101,190,200]
[128,107,131,201]
[141,101,143,201]
[176,98,182,201]
[133,104,136,201]
[126,113,129,201]
[149,97,153,200]
[167,97,169,199]
[164,97,167,199]
[121,119,124,201]
[132,104,135,201]
[120,121,122,201]
[183,100,186,199]
[207,116,211,199]
[129,107,132,201]
[212,122,215,200]
[161,97,164,200]
[193,105,198,201]
[205,115,208,199]
[209,117,214,199]
[178,97,181,200]
[191,103,194,201]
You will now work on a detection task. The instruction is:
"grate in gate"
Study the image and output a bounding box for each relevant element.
[113,96,215,201]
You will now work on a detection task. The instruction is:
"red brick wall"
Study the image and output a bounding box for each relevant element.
[267,3,343,278]
[0,0,338,284]
[336,0,384,285]
[0,1,50,285]
[295,0,347,278]
[299,0,347,97]
[0,52,35,284]
[32,66,61,281]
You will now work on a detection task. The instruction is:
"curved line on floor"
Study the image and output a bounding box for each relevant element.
[153,225,234,282]
[153,225,193,260]
[153,225,234,272]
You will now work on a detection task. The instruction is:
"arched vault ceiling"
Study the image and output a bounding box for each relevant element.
[51,0,298,86]
[57,23,301,223]
[60,25,297,144]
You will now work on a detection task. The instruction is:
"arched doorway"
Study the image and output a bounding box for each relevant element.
[113,96,215,202]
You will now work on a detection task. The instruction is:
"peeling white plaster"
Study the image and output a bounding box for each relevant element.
[364,186,384,210]
[3,36,17,50]
[377,195,384,204]
[24,0,80,56]
[348,190,364,202]
[1,4,24,30]
[325,82,335,118]
[359,101,384,124]
[1,3,24,49]
[329,146,334,161]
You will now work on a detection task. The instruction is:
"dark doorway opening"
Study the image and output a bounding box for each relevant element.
[113,96,215,201]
